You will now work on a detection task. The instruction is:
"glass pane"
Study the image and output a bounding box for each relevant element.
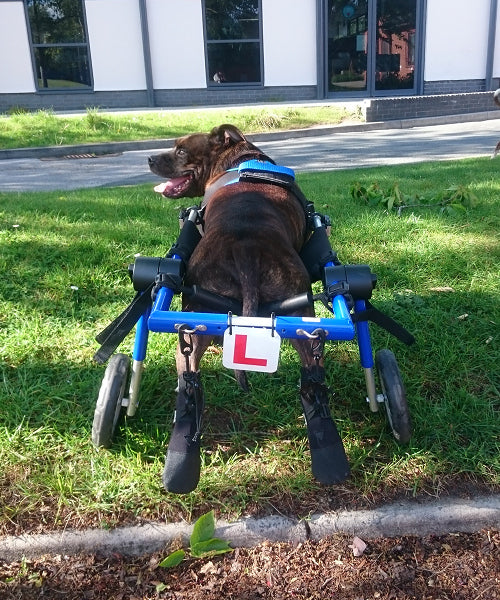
[205,0,259,40]
[375,0,416,90]
[207,42,261,84]
[34,46,91,89]
[27,0,86,44]
[328,0,368,93]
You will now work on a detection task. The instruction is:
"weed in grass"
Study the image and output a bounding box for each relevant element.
[350,180,478,216]
[0,158,498,533]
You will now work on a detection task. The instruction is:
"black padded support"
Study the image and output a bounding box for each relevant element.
[300,227,339,283]
[167,219,202,263]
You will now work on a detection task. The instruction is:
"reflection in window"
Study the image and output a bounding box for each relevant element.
[328,0,369,93]
[328,0,418,94]
[26,0,91,89]
[204,0,262,85]
[375,0,416,90]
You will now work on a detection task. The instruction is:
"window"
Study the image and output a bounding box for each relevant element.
[25,0,91,90]
[204,0,262,85]
[327,0,418,95]
[375,0,416,91]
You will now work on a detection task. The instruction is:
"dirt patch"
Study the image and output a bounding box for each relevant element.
[1,530,498,599]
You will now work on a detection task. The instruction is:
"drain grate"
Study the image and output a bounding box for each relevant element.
[62,153,97,159]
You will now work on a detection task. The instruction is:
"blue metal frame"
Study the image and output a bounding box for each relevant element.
[132,303,151,362]
[131,272,375,368]
[354,299,374,370]
[125,251,380,414]
[148,285,356,341]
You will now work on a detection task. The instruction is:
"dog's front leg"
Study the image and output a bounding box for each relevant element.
[162,334,212,494]
[292,338,350,485]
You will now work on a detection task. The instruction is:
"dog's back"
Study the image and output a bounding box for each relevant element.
[184,181,311,317]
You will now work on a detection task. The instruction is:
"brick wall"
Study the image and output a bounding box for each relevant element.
[365,90,500,122]
[2,82,499,120]
[0,86,317,114]
[424,80,487,95]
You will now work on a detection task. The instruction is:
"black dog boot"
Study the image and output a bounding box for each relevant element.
[300,366,350,485]
[163,371,204,494]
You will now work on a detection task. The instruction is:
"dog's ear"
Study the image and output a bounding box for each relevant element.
[211,124,246,147]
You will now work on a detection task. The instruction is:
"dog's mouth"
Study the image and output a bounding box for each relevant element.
[153,174,193,198]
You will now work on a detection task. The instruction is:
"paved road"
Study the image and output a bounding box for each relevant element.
[0,118,499,192]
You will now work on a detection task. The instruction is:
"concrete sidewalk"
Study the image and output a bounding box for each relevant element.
[1,495,498,561]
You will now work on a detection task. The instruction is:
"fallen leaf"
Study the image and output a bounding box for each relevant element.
[199,561,218,575]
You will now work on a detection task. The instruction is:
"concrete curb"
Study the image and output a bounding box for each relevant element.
[1,495,498,562]
[1,111,499,161]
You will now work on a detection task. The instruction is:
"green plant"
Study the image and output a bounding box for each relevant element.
[85,106,110,131]
[350,181,478,215]
[6,105,30,116]
[159,511,233,568]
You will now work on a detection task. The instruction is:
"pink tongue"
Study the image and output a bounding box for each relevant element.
[153,176,188,196]
[154,182,169,194]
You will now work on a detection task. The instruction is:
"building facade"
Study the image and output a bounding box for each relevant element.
[1,0,499,118]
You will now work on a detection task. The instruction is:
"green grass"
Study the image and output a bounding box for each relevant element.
[0,104,362,150]
[0,158,499,533]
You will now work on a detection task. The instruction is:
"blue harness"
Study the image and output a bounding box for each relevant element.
[201,159,296,208]
[230,159,295,183]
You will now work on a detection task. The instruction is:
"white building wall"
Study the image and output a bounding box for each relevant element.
[147,0,206,89]
[424,0,491,81]
[85,0,146,90]
[0,1,35,93]
[262,0,317,86]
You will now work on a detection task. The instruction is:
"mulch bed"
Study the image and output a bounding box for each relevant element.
[1,530,498,599]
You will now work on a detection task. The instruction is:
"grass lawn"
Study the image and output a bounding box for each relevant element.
[0,104,362,150]
[0,157,498,533]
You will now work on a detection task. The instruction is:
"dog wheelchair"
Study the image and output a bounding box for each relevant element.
[92,192,415,478]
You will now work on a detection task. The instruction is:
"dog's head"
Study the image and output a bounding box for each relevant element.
[149,124,259,198]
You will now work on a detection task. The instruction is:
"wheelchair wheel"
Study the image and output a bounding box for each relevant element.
[375,349,411,444]
[92,353,130,448]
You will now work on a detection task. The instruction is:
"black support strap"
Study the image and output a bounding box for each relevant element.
[93,284,154,364]
[351,301,416,346]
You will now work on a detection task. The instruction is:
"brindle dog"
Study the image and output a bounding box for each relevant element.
[149,124,349,493]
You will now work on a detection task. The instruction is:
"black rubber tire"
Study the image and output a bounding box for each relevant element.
[92,353,130,448]
[375,349,411,444]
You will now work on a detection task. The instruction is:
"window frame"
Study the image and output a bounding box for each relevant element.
[23,0,93,92]
[202,0,264,88]
[324,0,424,98]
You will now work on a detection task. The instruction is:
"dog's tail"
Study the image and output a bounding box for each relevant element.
[232,243,261,318]
[232,243,261,391]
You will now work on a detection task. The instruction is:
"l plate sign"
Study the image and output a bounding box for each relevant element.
[223,326,281,373]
